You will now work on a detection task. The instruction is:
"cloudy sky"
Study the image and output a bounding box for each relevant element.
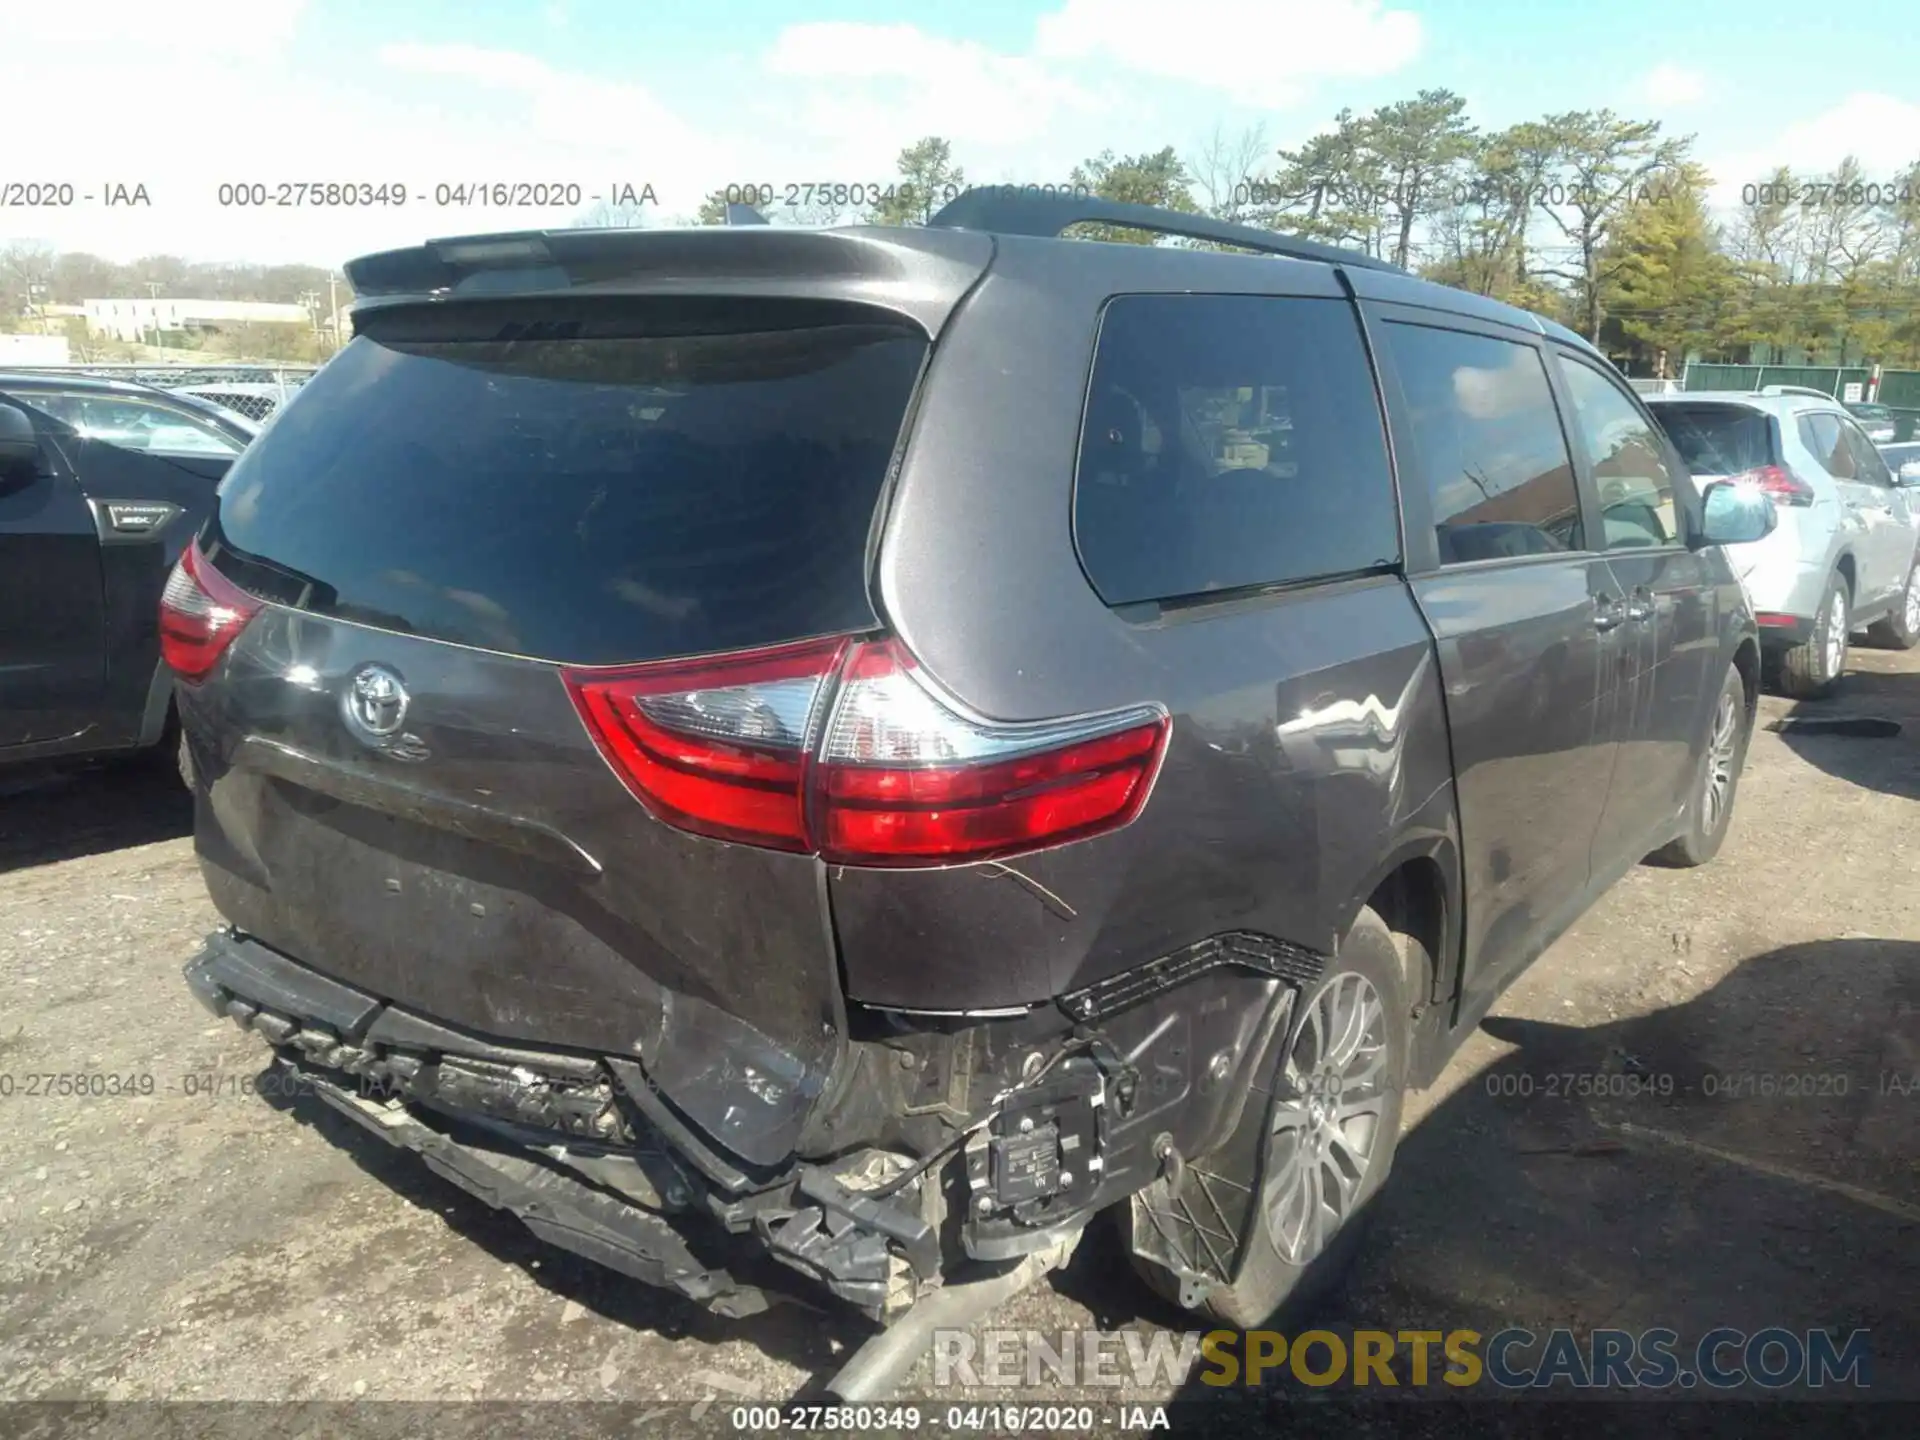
[2,0,1915,268]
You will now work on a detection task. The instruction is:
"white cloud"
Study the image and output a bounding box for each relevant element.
[5,0,307,57]
[1033,0,1423,107]
[1635,63,1708,109]
[1709,92,1920,194]
[376,42,716,165]
[0,5,1430,264]
[762,23,1106,150]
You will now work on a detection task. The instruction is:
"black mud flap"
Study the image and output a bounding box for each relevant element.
[1125,986,1303,1309]
[294,1061,771,1319]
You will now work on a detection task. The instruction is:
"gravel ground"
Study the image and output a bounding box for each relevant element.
[1,647,1915,1431]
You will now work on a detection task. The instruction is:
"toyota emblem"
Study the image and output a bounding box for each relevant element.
[343,664,410,740]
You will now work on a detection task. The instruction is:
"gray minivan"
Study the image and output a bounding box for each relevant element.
[168,192,1772,1395]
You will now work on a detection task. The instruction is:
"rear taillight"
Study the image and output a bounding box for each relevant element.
[564,636,1170,867]
[1738,464,1815,508]
[815,639,1168,864]
[563,636,847,852]
[159,544,262,683]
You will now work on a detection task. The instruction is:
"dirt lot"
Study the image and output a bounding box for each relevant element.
[1,646,1915,1428]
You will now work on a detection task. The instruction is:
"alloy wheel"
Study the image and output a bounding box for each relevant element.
[1264,971,1391,1266]
[1823,587,1848,680]
[1905,569,1920,636]
[1700,686,1740,835]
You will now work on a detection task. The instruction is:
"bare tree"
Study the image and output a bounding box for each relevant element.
[1191,122,1270,225]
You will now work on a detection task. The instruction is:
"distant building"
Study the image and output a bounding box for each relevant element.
[82,298,312,341]
[0,333,71,364]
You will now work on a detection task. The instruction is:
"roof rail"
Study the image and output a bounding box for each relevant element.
[1760,384,1837,400]
[926,187,1406,274]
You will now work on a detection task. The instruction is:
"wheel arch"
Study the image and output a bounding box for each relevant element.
[1833,549,1857,598]
[1337,833,1462,1088]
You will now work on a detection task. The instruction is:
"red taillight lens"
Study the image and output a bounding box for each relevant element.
[1741,464,1814,508]
[563,636,849,852]
[158,544,262,683]
[814,639,1169,865]
[564,635,1171,866]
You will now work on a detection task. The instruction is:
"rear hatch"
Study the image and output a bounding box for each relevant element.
[174,280,944,1165]
[1650,400,1803,580]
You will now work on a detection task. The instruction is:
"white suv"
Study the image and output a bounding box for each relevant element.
[1648,390,1920,696]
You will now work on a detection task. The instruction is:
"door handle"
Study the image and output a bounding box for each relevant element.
[1592,596,1625,632]
[1625,588,1655,623]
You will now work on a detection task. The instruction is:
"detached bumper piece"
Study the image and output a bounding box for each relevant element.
[293,1057,766,1317]
[182,929,932,1322]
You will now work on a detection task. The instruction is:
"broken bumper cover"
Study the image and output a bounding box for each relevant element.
[296,1059,767,1316]
[182,930,935,1320]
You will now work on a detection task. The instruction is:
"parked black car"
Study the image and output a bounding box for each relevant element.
[173,194,1774,1394]
[0,373,252,771]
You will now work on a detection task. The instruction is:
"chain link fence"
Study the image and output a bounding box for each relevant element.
[0,363,318,423]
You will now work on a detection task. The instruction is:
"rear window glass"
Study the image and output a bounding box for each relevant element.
[1651,404,1774,476]
[1072,294,1398,606]
[209,308,927,665]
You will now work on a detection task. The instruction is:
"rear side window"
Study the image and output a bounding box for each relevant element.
[21,390,244,458]
[1797,413,1854,478]
[1837,417,1895,486]
[1556,357,1682,549]
[1652,404,1775,477]
[209,306,928,665]
[1072,294,1397,606]
[1381,323,1582,563]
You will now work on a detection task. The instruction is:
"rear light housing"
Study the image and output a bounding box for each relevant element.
[565,637,1170,867]
[159,544,262,682]
[1736,464,1814,508]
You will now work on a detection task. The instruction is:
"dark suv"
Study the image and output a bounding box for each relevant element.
[173,193,1773,1395]
[1,373,252,770]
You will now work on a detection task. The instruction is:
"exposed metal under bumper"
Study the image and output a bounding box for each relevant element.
[291,1057,771,1319]
[182,929,939,1324]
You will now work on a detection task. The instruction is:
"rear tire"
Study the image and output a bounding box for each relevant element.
[1864,562,1920,650]
[1652,660,1751,868]
[1776,572,1850,698]
[1130,907,1411,1328]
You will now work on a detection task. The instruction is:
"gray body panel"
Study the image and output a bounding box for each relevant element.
[178,610,843,1167]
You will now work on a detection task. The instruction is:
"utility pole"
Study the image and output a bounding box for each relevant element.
[328,272,340,354]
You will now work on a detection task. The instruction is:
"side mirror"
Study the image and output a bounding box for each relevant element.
[0,405,39,473]
[1698,479,1778,546]
[1898,460,1920,488]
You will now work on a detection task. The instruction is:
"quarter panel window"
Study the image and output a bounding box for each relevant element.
[1381,323,1582,564]
[1072,294,1398,606]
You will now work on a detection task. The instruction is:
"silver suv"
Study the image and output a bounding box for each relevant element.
[1648,390,1920,695]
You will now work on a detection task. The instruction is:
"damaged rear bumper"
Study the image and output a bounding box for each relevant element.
[183,929,937,1320]
[183,922,1321,1326]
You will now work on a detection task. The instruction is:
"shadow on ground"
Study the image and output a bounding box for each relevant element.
[264,1082,861,1381]
[0,759,192,874]
[221,937,1920,1422]
[1129,937,1919,1425]
[1768,658,1919,802]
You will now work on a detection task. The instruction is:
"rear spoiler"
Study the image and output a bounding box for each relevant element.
[343,226,996,339]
